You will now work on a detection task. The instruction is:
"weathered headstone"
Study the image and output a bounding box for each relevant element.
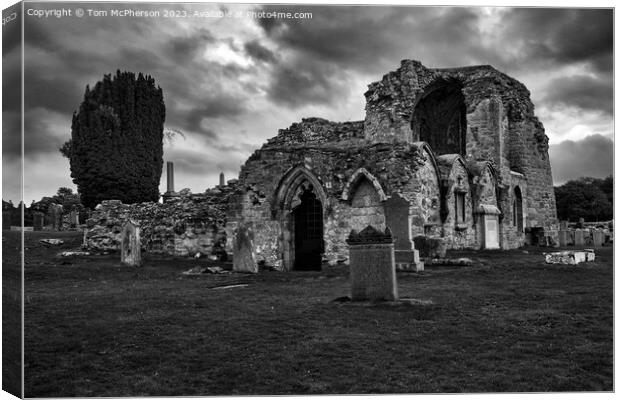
[347,225,397,301]
[69,211,79,228]
[574,229,584,247]
[559,220,569,230]
[385,193,423,271]
[232,223,258,273]
[592,229,604,247]
[558,230,568,247]
[120,221,142,267]
[47,203,63,231]
[33,212,45,231]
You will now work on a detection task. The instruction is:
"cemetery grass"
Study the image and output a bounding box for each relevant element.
[17,230,613,396]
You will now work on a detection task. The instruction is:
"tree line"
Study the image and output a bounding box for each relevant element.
[554,176,613,222]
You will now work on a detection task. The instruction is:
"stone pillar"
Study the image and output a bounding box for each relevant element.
[121,221,142,267]
[232,222,258,273]
[219,172,225,187]
[385,193,423,271]
[346,225,397,302]
[574,229,584,247]
[166,161,175,193]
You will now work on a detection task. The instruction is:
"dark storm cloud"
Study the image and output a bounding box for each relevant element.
[168,29,216,59]
[257,6,485,71]
[2,112,21,159]
[24,65,85,114]
[244,40,277,64]
[549,134,613,185]
[499,8,613,73]
[254,6,493,107]
[544,75,613,115]
[268,60,350,107]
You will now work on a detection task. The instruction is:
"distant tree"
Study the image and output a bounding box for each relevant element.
[554,177,613,222]
[60,71,166,208]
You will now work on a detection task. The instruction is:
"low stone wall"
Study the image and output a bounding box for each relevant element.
[85,188,234,257]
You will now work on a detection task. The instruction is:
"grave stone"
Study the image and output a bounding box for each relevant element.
[33,212,44,231]
[592,229,604,247]
[558,230,568,247]
[48,204,63,231]
[385,193,423,271]
[120,221,142,267]
[69,211,79,228]
[347,225,397,301]
[574,229,584,247]
[232,223,258,273]
[559,220,569,230]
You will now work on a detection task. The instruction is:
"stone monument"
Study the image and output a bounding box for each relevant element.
[346,225,397,301]
[121,221,142,267]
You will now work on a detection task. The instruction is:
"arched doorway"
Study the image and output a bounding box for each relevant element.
[273,166,327,271]
[292,188,324,270]
[513,186,523,232]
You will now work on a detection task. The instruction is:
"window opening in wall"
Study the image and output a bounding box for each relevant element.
[455,192,466,224]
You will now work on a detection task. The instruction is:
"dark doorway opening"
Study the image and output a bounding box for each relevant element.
[293,189,324,270]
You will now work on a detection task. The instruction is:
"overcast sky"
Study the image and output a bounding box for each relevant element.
[2,2,614,204]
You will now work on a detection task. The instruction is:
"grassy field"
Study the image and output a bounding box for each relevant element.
[13,230,613,396]
[2,230,23,397]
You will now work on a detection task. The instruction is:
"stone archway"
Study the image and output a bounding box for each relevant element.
[274,166,327,271]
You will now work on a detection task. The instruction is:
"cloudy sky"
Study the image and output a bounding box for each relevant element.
[2,1,614,204]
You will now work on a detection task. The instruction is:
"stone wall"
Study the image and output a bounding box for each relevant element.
[85,186,235,257]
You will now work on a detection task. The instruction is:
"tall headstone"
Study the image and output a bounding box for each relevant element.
[558,230,568,247]
[347,225,397,302]
[559,220,569,230]
[48,204,63,231]
[33,212,45,231]
[384,193,423,271]
[592,229,604,247]
[232,223,258,273]
[69,211,79,229]
[120,221,142,267]
[574,229,585,247]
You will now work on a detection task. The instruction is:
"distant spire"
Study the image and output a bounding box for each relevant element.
[219,172,225,187]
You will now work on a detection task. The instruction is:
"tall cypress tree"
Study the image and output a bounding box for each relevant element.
[61,71,166,209]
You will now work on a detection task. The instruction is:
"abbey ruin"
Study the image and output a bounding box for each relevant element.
[86,60,559,270]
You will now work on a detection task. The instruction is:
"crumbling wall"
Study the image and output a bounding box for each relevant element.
[86,187,235,257]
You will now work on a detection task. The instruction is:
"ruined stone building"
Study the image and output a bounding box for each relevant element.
[231,60,558,270]
[86,60,558,270]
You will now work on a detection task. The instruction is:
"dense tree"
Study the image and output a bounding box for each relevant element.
[554,177,613,222]
[61,71,166,208]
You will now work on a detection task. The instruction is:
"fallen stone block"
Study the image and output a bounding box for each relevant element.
[544,250,595,265]
[429,257,474,266]
[40,239,64,245]
[59,251,90,257]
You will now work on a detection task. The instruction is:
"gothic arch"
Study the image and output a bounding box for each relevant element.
[273,165,327,216]
[342,168,387,202]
